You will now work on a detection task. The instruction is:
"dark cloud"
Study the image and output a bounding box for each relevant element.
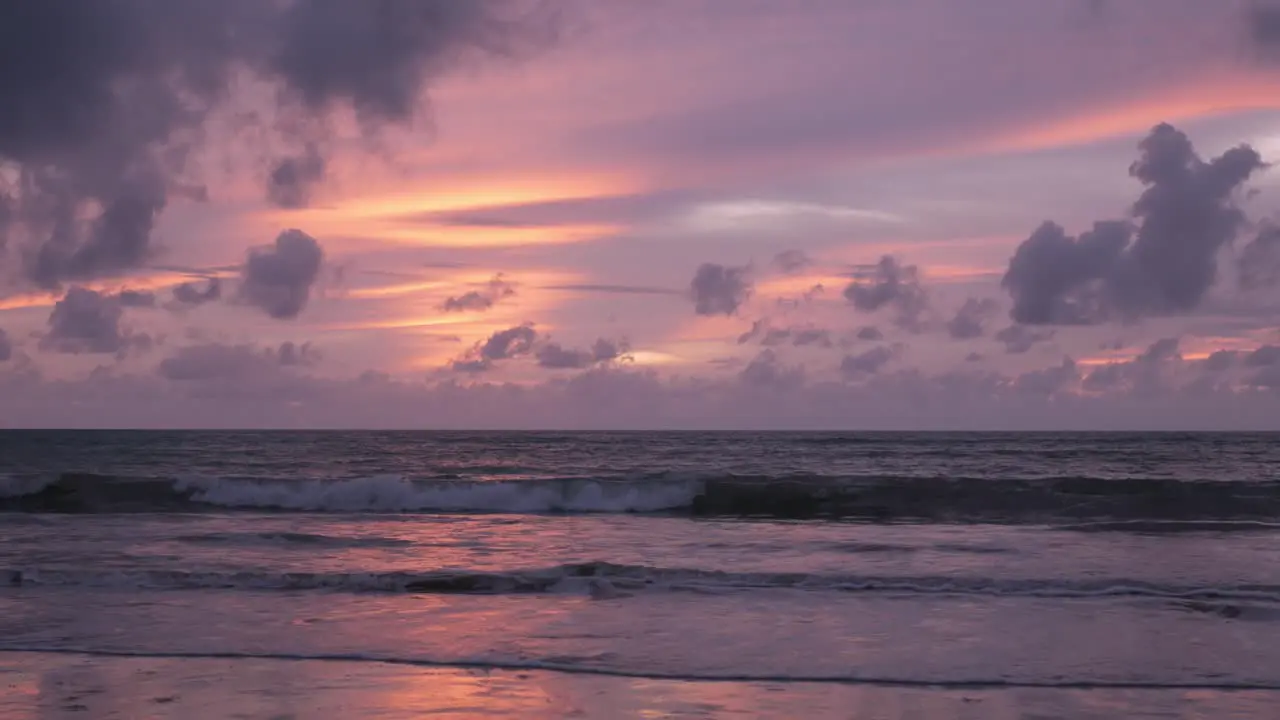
[441,274,515,313]
[843,256,928,330]
[1247,345,1280,367]
[277,340,320,367]
[690,263,752,316]
[536,337,629,370]
[738,319,832,348]
[1003,124,1266,324]
[946,297,999,339]
[159,341,318,382]
[994,324,1055,354]
[855,326,884,341]
[739,349,805,389]
[1083,337,1182,393]
[771,249,812,274]
[840,346,895,378]
[965,352,984,363]
[266,144,326,209]
[0,0,559,290]
[0,329,11,362]
[116,289,157,308]
[1239,225,1280,291]
[1204,349,1238,373]
[39,287,150,355]
[1012,357,1079,397]
[451,324,537,373]
[238,229,324,319]
[1249,3,1280,49]
[171,277,222,307]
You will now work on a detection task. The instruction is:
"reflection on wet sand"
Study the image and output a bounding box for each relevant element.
[1,653,1278,720]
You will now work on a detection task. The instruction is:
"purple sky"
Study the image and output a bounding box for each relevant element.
[3,0,1280,429]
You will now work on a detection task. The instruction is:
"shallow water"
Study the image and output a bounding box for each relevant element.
[2,431,1278,717]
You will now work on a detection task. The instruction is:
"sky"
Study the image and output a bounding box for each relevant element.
[3,0,1280,429]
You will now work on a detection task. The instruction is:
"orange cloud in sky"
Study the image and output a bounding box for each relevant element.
[0,272,211,312]
[257,172,637,250]
[973,71,1280,157]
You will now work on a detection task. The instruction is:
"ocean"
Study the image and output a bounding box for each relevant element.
[1,431,1279,718]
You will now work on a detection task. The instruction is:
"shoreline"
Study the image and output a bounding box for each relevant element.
[3,650,1277,720]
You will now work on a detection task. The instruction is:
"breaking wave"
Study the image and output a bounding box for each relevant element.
[4,471,1280,522]
[7,560,1280,604]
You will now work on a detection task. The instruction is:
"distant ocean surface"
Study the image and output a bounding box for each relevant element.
[3,431,1280,718]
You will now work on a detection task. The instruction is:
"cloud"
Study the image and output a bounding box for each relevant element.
[541,283,679,296]
[0,0,560,290]
[171,278,222,307]
[1204,349,1238,372]
[266,144,326,209]
[1239,225,1280,291]
[116,289,157,308]
[994,324,1055,354]
[840,346,895,379]
[450,324,538,373]
[6,346,1280,430]
[946,298,1000,339]
[843,256,928,330]
[536,337,629,370]
[1012,357,1080,397]
[1247,345,1280,367]
[855,326,884,341]
[159,341,319,382]
[238,229,324,320]
[739,349,806,389]
[0,329,10,362]
[441,274,516,313]
[38,287,150,355]
[1003,124,1266,324]
[737,319,832,348]
[1082,337,1182,394]
[771,249,812,274]
[690,263,752,316]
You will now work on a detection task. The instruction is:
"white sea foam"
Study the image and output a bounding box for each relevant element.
[175,475,703,513]
[0,474,56,499]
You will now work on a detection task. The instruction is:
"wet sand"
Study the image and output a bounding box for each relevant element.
[2,651,1277,719]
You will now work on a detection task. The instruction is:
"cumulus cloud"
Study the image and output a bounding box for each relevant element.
[739,349,806,389]
[1012,357,1080,397]
[116,289,157,308]
[6,346,1280,430]
[1247,345,1280,367]
[238,229,324,319]
[451,324,538,373]
[159,341,319,382]
[844,256,928,330]
[441,274,516,313]
[39,287,150,355]
[946,298,1000,339]
[737,319,832,348]
[994,324,1055,354]
[171,278,222,308]
[856,326,884,341]
[840,346,895,378]
[1003,123,1266,324]
[536,337,630,370]
[690,263,752,316]
[1239,225,1280,291]
[1083,337,1182,394]
[0,0,560,291]
[266,144,326,209]
[771,249,812,274]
